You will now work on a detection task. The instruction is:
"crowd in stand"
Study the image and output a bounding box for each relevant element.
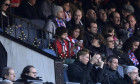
[1,0,140,84]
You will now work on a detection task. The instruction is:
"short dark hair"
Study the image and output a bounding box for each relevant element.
[55,27,68,37]
[87,20,97,28]
[104,34,113,41]
[21,65,35,78]
[2,67,13,79]
[77,49,89,59]
[106,55,118,63]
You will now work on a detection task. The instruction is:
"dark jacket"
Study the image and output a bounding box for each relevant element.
[0,41,7,77]
[90,65,103,83]
[16,1,39,19]
[101,64,122,84]
[68,59,94,84]
[114,74,140,84]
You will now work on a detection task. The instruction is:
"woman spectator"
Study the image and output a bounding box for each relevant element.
[67,25,83,56]
[121,37,140,66]
[0,0,12,31]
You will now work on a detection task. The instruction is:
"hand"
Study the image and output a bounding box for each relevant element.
[90,54,98,64]
[98,60,104,68]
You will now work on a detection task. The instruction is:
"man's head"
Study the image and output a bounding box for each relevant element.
[106,56,118,70]
[126,66,139,81]
[86,9,97,21]
[127,14,137,29]
[1,0,11,12]
[2,67,16,81]
[74,9,83,24]
[21,65,37,78]
[77,49,90,65]
[105,34,114,49]
[98,9,107,22]
[122,4,134,18]
[53,5,64,19]
[109,12,120,25]
[87,21,98,34]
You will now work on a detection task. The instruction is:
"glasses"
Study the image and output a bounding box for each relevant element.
[107,40,114,43]
[30,72,37,74]
[3,3,11,7]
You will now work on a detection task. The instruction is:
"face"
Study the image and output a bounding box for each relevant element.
[28,0,36,5]
[61,33,68,39]
[79,54,89,65]
[74,10,82,23]
[99,9,107,22]
[132,41,139,52]
[72,29,80,39]
[127,16,136,29]
[63,3,70,11]
[128,69,139,81]
[5,69,16,81]
[27,67,37,78]
[89,23,98,34]
[108,58,118,70]
[91,39,100,47]
[1,0,10,12]
[108,30,115,37]
[57,9,64,19]
[113,13,120,25]
[86,9,97,21]
[107,37,114,49]
[95,54,102,65]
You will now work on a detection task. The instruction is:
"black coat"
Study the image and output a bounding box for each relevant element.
[0,41,7,77]
[68,59,94,84]
[114,74,140,84]
[101,64,122,84]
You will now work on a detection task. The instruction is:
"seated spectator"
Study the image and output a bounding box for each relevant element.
[101,56,122,84]
[88,34,106,56]
[38,0,55,20]
[68,49,104,84]
[50,27,74,59]
[0,0,12,31]
[61,0,72,23]
[114,66,140,84]
[45,5,66,39]
[102,26,121,49]
[66,9,84,32]
[122,37,140,66]
[126,14,138,38]
[97,9,108,33]
[17,65,42,82]
[66,25,84,56]
[16,0,40,19]
[83,21,98,48]
[2,67,16,82]
[84,9,97,29]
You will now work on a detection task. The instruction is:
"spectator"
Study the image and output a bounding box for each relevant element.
[105,3,116,16]
[2,67,16,82]
[68,49,103,84]
[50,27,74,59]
[45,5,66,39]
[126,14,138,37]
[66,25,84,56]
[38,0,55,20]
[114,66,140,84]
[122,37,140,66]
[101,56,122,84]
[16,0,40,19]
[97,9,108,33]
[83,21,98,48]
[66,9,84,32]
[0,0,12,31]
[17,65,42,82]
[61,0,72,23]
[84,9,97,29]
